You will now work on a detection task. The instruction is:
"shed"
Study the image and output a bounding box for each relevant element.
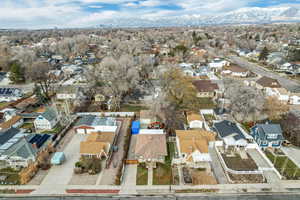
[131,121,140,135]
[51,152,65,165]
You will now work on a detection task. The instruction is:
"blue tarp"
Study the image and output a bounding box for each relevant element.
[51,152,65,165]
[131,121,140,134]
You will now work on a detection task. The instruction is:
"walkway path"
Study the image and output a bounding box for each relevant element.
[208,146,228,184]
[148,167,153,185]
[177,166,184,185]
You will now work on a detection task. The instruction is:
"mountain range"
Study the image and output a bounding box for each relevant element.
[97,7,300,28]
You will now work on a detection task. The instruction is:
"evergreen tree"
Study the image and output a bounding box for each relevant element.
[9,62,24,83]
[259,47,269,61]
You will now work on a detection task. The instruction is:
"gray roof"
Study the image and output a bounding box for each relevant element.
[213,120,246,141]
[75,115,116,127]
[254,124,283,140]
[41,107,57,121]
[0,128,20,145]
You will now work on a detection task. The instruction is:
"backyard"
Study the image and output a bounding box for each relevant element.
[265,149,300,180]
[197,98,216,109]
[191,168,217,185]
[120,104,148,112]
[136,163,148,185]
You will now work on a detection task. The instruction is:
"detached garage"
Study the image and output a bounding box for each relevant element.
[74,115,118,134]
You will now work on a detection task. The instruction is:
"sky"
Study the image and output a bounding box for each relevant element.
[0,0,300,29]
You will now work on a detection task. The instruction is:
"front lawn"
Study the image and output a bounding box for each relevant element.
[120,104,148,112]
[153,163,172,185]
[136,164,148,185]
[0,167,20,185]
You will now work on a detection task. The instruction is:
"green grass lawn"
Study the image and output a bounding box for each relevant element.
[274,156,287,171]
[20,123,34,130]
[197,98,216,109]
[0,168,20,185]
[41,124,63,134]
[265,150,275,163]
[120,104,148,112]
[0,102,10,108]
[136,164,148,185]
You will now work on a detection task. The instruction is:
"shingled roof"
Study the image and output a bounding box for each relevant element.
[256,76,281,88]
[193,80,219,92]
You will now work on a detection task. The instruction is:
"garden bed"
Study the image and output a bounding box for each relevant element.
[228,173,265,184]
[221,153,258,171]
[191,169,217,185]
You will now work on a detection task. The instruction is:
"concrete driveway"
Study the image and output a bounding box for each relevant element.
[39,132,86,186]
[282,146,300,167]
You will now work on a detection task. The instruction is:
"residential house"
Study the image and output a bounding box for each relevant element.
[222,65,249,78]
[74,115,118,134]
[34,107,59,131]
[186,112,204,129]
[0,108,18,121]
[80,132,115,159]
[174,129,215,169]
[193,80,219,98]
[0,115,24,131]
[0,128,51,168]
[265,87,290,104]
[289,93,300,105]
[208,58,230,72]
[255,76,282,91]
[251,124,284,148]
[56,86,84,100]
[135,130,167,166]
[0,88,23,102]
[213,120,249,148]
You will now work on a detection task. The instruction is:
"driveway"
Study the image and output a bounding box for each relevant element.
[208,146,228,184]
[282,146,300,168]
[99,118,130,185]
[36,132,84,187]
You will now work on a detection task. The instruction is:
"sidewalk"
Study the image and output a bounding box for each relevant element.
[148,167,153,185]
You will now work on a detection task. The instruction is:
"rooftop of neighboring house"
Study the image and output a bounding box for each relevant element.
[80,132,113,155]
[135,134,167,160]
[186,112,203,122]
[256,76,282,88]
[252,124,283,140]
[193,80,219,92]
[0,128,21,146]
[12,96,39,110]
[175,129,215,154]
[0,88,22,97]
[224,65,248,73]
[0,115,22,130]
[213,120,246,141]
[39,107,58,122]
[75,115,117,127]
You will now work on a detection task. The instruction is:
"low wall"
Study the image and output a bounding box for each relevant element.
[76,112,135,117]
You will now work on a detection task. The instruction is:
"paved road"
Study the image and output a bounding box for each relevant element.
[228,56,300,92]
[3,194,300,200]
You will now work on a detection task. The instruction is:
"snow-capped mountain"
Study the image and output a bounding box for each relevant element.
[97,7,300,28]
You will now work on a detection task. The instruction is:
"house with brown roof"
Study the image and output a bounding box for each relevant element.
[255,76,281,90]
[135,133,167,167]
[193,80,219,98]
[222,65,249,77]
[174,129,215,170]
[80,132,115,159]
[186,112,204,129]
[0,115,23,131]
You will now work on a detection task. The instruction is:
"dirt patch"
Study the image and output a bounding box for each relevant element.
[191,169,217,185]
[228,172,265,184]
[222,153,258,171]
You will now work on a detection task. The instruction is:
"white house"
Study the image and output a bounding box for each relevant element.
[34,107,59,130]
[290,93,300,105]
[0,108,18,122]
[186,112,204,129]
[74,115,118,134]
[265,87,290,103]
[208,58,230,72]
[173,130,215,169]
[56,86,84,100]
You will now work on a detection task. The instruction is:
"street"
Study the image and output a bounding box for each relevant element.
[2,193,300,200]
[228,56,300,92]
